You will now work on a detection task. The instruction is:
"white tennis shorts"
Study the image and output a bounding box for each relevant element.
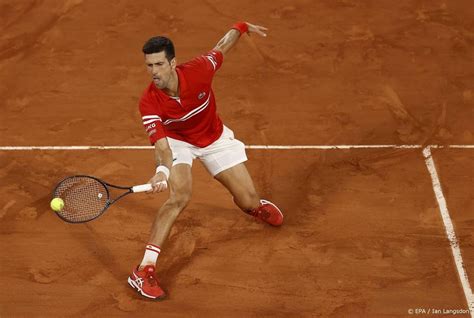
[167,126,247,176]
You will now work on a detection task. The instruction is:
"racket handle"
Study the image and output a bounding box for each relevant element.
[132,182,167,193]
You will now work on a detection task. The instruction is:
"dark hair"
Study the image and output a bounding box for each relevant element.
[142,36,175,61]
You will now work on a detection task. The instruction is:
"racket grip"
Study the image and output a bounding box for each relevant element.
[132,182,166,193]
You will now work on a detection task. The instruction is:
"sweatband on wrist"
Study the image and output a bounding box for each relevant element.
[232,22,248,36]
[155,165,170,180]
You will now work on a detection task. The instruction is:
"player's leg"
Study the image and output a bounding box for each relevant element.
[129,137,194,300]
[142,136,195,262]
[147,163,192,250]
[128,163,192,300]
[201,126,283,226]
[214,163,283,226]
[214,162,259,212]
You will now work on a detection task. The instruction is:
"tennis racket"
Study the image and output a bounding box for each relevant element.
[52,175,166,223]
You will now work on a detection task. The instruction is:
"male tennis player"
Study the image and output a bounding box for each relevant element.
[128,21,284,300]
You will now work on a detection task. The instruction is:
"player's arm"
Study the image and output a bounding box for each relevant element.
[213,21,268,56]
[147,137,173,193]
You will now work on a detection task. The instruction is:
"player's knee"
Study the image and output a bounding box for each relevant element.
[167,191,191,212]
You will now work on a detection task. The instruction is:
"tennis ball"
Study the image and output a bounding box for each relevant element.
[50,198,64,212]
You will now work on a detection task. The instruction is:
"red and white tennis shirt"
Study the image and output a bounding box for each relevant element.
[139,50,224,148]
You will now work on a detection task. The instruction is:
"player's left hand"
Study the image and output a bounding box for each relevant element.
[245,22,268,37]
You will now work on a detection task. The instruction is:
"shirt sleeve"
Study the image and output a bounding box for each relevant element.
[195,50,224,75]
[139,94,166,145]
[204,50,224,72]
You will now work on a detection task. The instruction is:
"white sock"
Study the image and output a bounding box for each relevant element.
[139,244,161,268]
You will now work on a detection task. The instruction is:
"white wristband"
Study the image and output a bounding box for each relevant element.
[155,165,170,180]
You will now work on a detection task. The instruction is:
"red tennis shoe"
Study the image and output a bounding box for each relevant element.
[128,265,166,300]
[250,199,284,226]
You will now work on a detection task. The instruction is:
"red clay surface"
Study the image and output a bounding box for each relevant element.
[1,0,473,317]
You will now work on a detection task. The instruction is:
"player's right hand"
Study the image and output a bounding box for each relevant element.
[147,172,168,193]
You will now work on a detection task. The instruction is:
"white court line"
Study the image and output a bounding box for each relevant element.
[0,144,473,150]
[423,146,474,316]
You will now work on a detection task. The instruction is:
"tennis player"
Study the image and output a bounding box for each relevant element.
[128,21,284,300]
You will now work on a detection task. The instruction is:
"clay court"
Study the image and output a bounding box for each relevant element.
[1,0,473,317]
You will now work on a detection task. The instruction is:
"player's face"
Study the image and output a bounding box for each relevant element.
[144,51,176,89]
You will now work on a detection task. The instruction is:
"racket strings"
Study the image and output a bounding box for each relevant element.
[54,177,109,222]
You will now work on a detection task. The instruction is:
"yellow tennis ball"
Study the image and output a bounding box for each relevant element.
[50,198,64,212]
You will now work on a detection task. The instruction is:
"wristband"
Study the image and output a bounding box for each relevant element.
[155,165,170,180]
[232,22,248,36]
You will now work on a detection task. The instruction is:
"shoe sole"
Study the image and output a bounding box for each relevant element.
[127,276,166,300]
